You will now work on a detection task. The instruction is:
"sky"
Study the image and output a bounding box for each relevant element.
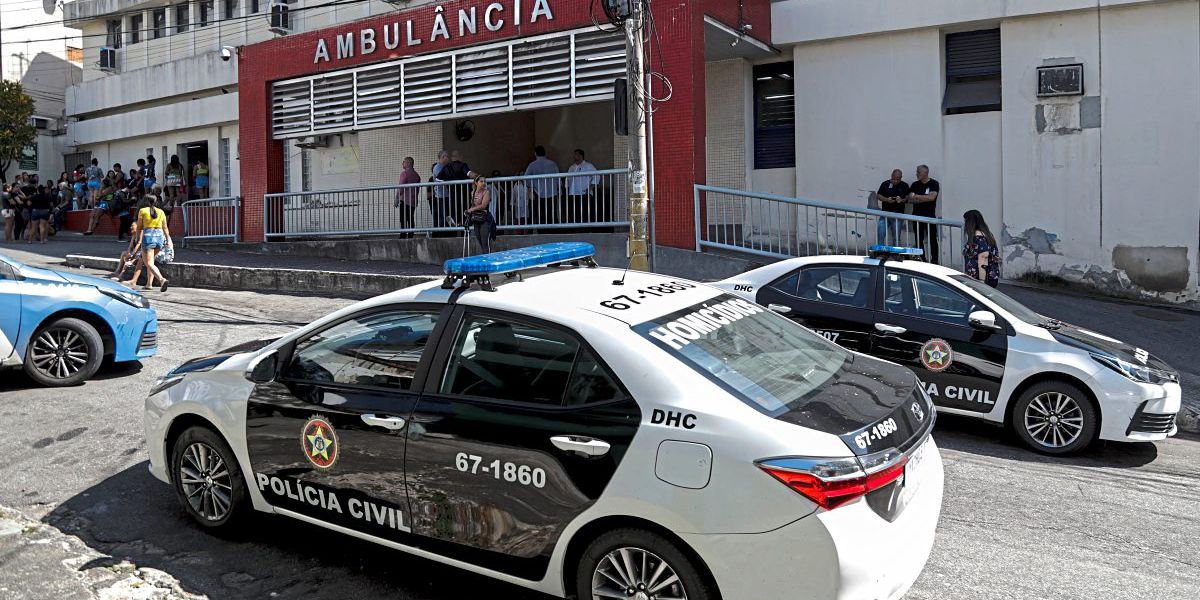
[0,0,81,80]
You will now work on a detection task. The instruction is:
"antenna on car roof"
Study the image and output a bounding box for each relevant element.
[612,252,633,286]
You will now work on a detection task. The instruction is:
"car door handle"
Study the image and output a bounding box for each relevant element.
[361,414,407,431]
[767,303,792,315]
[550,435,611,457]
[875,323,907,335]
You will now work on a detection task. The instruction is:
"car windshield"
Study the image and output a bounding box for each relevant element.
[633,295,849,416]
[951,275,1047,324]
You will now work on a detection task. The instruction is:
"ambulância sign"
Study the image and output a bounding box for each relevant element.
[313,0,556,65]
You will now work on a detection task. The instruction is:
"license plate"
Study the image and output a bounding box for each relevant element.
[897,440,930,508]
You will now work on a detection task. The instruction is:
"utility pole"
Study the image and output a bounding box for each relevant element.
[624,1,650,272]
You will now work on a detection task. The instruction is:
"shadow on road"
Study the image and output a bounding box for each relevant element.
[0,360,144,392]
[42,462,552,599]
[931,413,1161,468]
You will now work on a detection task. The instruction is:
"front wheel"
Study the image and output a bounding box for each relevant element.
[1011,380,1098,455]
[170,426,248,529]
[576,528,716,600]
[23,317,103,387]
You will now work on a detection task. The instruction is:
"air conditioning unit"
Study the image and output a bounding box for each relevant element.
[99,47,118,71]
[295,135,328,149]
[268,1,292,35]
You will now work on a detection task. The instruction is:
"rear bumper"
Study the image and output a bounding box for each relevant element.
[682,438,944,600]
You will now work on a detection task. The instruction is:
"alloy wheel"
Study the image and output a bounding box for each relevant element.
[29,327,90,381]
[178,442,234,522]
[592,546,687,600]
[1024,391,1085,449]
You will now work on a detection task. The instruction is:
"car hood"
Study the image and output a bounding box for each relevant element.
[773,354,933,456]
[1050,322,1173,372]
[21,264,140,297]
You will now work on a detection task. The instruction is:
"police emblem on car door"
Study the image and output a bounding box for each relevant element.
[870,270,1007,413]
[755,265,878,352]
[245,306,447,541]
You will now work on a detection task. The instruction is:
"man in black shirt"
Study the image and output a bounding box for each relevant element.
[908,165,941,264]
[29,184,54,243]
[875,169,909,245]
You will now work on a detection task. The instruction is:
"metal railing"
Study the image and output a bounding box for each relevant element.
[694,185,965,268]
[181,197,240,246]
[264,169,630,239]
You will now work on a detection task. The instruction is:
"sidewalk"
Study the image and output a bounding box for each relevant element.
[0,234,443,299]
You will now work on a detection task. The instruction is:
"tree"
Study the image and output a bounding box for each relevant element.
[0,81,36,184]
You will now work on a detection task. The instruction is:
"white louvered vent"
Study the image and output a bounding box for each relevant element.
[312,72,355,131]
[573,30,625,98]
[512,37,571,105]
[404,55,453,119]
[455,47,510,113]
[355,64,403,126]
[272,79,313,137]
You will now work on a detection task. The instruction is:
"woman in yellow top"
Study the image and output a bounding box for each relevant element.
[123,195,172,291]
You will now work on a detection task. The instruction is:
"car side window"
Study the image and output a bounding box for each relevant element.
[440,314,625,407]
[784,267,873,308]
[0,263,16,280]
[282,309,440,390]
[884,271,978,326]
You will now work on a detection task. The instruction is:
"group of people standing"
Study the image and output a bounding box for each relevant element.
[874,165,1000,287]
[395,145,601,254]
[1,173,63,244]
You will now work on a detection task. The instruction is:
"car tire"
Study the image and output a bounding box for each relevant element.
[1010,380,1098,455]
[170,426,248,530]
[576,528,717,600]
[22,318,103,387]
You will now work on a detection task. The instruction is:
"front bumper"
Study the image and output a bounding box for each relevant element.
[113,306,158,362]
[681,438,945,600]
[1096,377,1181,442]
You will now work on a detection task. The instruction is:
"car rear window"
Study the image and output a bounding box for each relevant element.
[633,296,849,416]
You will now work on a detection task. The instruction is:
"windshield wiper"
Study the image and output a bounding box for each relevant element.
[1036,318,1063,330]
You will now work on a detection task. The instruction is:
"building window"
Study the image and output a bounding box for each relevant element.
[250,0,261,14]
[225,0,239,20]
[105,19,122,49]
[943,29,1002,115]
[152,9,167,39]
[175,3,189,33]
[129,14,143,45]
[753,62,796,170]
[199,1,213,26]
[219,138,232,197]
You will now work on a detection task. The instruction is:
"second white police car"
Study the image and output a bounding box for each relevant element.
[713,246,1181,455]
[145,243,943,600]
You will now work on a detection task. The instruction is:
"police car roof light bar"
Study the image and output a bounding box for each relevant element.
[868,245,924,263]
[442,242,598,291]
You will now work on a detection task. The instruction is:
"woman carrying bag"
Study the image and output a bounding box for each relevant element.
[962,209,1001,288]
[123,196,173,292]
[467,175,496,254]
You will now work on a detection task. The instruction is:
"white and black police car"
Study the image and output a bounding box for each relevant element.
[145,243,943,600]
[713,245,1181,455]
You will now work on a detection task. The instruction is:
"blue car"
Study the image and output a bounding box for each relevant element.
[0,253,157,386]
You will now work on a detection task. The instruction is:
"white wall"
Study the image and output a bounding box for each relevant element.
[943,112,1002,234]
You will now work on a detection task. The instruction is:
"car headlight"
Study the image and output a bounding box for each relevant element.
[100,287,150,308]
[148,374,186,396]
[1090,354,1178,385]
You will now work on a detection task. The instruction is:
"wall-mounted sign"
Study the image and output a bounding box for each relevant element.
[18,143,37,171]
[1037,64,1084,97]
[313,0,556,65]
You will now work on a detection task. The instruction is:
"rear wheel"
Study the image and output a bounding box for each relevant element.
[1011,380,1098,455]
[170,426,248,529]
[576,528,716,600]
[23,318,103,387]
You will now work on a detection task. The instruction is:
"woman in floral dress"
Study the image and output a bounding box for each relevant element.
[962,210,1001,287]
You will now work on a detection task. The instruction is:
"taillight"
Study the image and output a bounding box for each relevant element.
[758,454,909,510]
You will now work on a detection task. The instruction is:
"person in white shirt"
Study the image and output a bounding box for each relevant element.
[524,145,560,224]
[566,149,600,224]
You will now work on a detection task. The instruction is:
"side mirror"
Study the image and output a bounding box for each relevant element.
[968,310,1002,332]
[246,351,279,383]
[768,303,792,315]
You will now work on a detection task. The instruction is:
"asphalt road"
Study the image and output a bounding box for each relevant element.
[0,258,1197,599]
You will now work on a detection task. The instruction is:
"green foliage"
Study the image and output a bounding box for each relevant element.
[0,80,37,182]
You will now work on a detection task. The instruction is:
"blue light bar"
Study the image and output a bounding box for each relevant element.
[869,245,924,258]
[444,242,596,276]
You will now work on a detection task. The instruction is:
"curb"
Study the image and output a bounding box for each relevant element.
[64,255,442,300]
